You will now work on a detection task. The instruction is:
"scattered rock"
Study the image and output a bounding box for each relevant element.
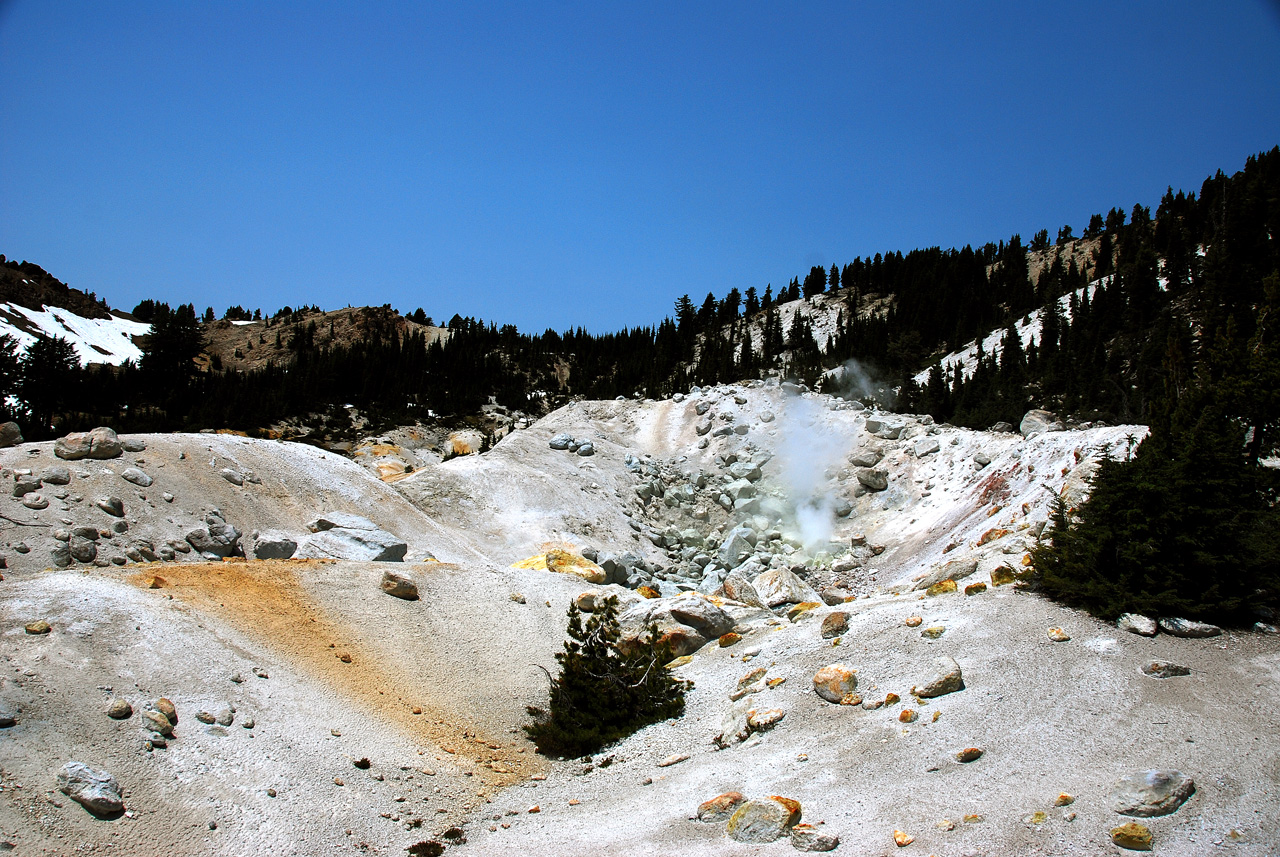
[548,433,573,450]
[1158,617,1222,638]
[989,567,1017,587]
[221,468,245,486]
[913,437,940,457]
[40,465,71,485]
[96,496,125,517]
[747,708,785,731]
[752,567,821,607]
[106,699,132,720]
[964,582,987,596]
[790,824,839,852]
[697,791,747,822]
[812,664,857,703]
[905,616,922,627]
[819,585,853,605]
[0,421,22,448]
[913,558,978,591]
[821,612,849,639]
[893,829,914,847]
[0,703,17,727]
[723,570,766,608]
[120,467,153,487]
[726,796,802,843]
[1047,627,1071,642]
[1141,661,1191,679]
[656,753,688,768]
[913,656,964,698]
[380,570,420,600]
[925,579,957,596]
[543,549,606,584]
[955,747,983,763]
[250,530,297,559]
[155,698,177,724]
[855,468,888,491]
[24,620,51,635]
[1019,409,1062,437]
[921,626,944,639]
[57,762,124,817]
[298,524,405,562]
[1111,770,1196,817]
[196,710,216,724]
[1111,822,1154,851]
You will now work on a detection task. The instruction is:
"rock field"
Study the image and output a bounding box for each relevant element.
[0,379,1276,855]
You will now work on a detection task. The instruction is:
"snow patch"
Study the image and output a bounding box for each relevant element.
[0,303,151,366]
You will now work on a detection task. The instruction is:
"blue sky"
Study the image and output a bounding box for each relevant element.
[2,2,1279,332]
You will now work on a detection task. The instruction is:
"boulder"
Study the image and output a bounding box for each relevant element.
[40,465,71,485]
[0,703,18,727]
[57,762,124,817]
[820,585,853,605]
[717,528,755,570]
[913,438,940,457]
[913,655,964,698]
[821,612,849,639]
[250,531,297,560]
[618,596,733,657]
[1110,822,1153,851]
[307,512,380,532]
[120,467,153,487]
[665,595,736,639]
[186,515,242,558]
[722,570,765,608]
[849,449,882,467]
[1141,661,1191,679]
[68,535,97,563]
[297,527,406,562]
[1117,613,1158,637]
[864,418,903,439]
[0,421,22,448]
[121,438,146,453]
[576,441,595,456]
[96,496,125,517]
[725,797,802,843]
[106,699,132,720]
[220,468,245,486]
[990,421,1015,433]
[752,567,821,607]
[1019,409,1062,437]
[380,570,419,600]
[790,824,839,852]
[1158,617,1223,638]
[855,468,888,491]
[728,461,762,482]
[1111,770,1196,817]
[548,433,573,450]
[53,432,93,460]
[544,550,607,584]
[21,493,48,510]
[812,664,857,703]
[12,476,40,497]
[912,558,979,591]
[697,791,747,822]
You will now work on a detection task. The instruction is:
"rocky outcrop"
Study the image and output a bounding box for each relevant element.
[725,796,802,843]
[1019,409,1063,438]
[249,530,297,560]
[1111,770,1196,817]
[751,567,820,608]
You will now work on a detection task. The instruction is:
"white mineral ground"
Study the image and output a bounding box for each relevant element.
[0,384,1274,855]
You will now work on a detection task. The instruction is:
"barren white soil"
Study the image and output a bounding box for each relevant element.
[1,382,1276,855]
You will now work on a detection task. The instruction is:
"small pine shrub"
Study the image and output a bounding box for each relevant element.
[526,596,690,757]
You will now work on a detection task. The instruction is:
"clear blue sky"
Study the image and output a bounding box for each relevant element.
[2,2,1279,332]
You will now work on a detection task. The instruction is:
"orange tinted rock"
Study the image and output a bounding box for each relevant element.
[820,611,849,639]
[893,829,914,846]
[977,527,1010,546]
[898,709,917,723]
[812,664,857,703]
[955,747,983,763]
[925,579,957,596]
[990,567,1017,586]
[1111,822,1153,850]
[905,616,923,627]
[964,582,987,596]
[637,585,660,599]
[718,632,742,647]
[697,791,748,822]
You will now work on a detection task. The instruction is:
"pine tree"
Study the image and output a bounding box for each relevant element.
[526,597,690,757]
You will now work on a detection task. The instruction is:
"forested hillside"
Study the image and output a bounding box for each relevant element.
[0,148,1276,461]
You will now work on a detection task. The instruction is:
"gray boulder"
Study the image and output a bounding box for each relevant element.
[855,468,888,491]
[121,438,147,453]
[1111,770,1196,817]
[751,567,820,607]
[307,512,380,533]
[68,535,97,564]
[95,496,125,517]
[12,476,40,497]
[40,465,71,485]
[297,527,407,562]
[57,762,124,817]
[54,432,93,460]
[548,433,573,450]
[726,796,802,843]
[990,421,1015,432]
[865,417,903,439]
[1117,613,1158,637]
[728,461,762,482]
[717,527,756,570]
[121,467,153,488]
[912,558,979,591]
[913,437,940,457]
[0,421,22,448]
[250,531,297,560]
[220,468,245,486]
[1019,409,1063,437]
[185,515,241,558]
[576,441,595,456]
[913,655,964,698]
[379,570,419,599]
[1158,617,1223,638]
[722,569,765,608]
[21,492,48,510]
[849,449,882,467]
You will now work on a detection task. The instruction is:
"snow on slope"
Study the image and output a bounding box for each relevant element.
[912,277,1109,386]
[0,302,151,365]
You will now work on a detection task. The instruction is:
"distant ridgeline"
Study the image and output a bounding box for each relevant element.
[2,147,1278,461]
[0,257,112,320]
